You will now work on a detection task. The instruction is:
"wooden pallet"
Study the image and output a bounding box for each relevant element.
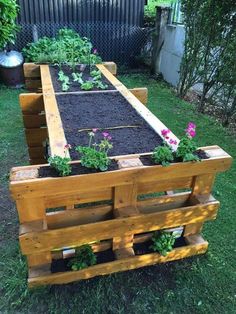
[10,145,232,287]
[11,62,233,287]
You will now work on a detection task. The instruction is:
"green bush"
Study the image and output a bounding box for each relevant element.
[22,28,102,65]
[0,0,19,49]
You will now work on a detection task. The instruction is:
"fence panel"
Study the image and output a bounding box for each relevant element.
[16,0,147,63]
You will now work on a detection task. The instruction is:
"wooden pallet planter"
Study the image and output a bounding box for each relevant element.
[10,145,232,287]
[11,62,232,287]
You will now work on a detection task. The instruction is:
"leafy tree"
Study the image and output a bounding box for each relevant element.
[178,0,236,119]
[0,0,19,49]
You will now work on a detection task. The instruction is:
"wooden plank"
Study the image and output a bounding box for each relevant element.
[23,63,40,78]
[40,65,54,94]
[29,158,47,165]
[10,149,232,200]
[138,176,193,195]
[43,90,69,158]
[97,64,180,150]
[19,94,44,114]
[25,80,42,91]
[27,252,52,268]
[45,188,112,208]
[129,88,148,105]
[28,236,208,287]
[28,147,46,159]
[25,128,48,147]
[102,62,117,75]
[23,114,46,128]
[47,205,113,229]
[19,201,218,255]
[16,198,46,223]
[113,183,138,250]
[184,174,216,236]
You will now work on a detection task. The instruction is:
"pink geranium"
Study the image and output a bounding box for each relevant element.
[161,129,170,137]
[102,131,110,138]
[92,128,98,133]
[186,121,196,138]
[169,139,177,145]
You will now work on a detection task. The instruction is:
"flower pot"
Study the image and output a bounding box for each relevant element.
[0,50,25,87]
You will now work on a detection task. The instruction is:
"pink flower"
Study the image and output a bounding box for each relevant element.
[188,122,196,130]
[107,135,112,140]
[64,144,71,150]
[189,129,196,138]
[92,128,98,133]
[102,132,109,138]
[93,49,97,54]
[169,139,177,145]
[186,121,196,138]
[161,129,170,137]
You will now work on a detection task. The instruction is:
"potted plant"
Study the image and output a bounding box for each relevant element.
[0,0,24,87]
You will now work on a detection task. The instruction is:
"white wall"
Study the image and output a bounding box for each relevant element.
[158,24,185,87]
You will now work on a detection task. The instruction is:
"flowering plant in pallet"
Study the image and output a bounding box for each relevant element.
[76,129,113,171]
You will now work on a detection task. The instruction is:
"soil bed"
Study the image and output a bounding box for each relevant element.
[56,92,163,160]
[38,160,118,178]
[51,249,115,273]
[49,65,116,93]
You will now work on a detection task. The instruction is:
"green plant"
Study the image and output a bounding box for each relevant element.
[22,28,102,65]
[81,81,94,91]
[152,144,174,166]
[58,70,70,92]
[48,155,72,176]
[67,244,97,271]
[90,70,102,80]
[150,231,176,256]
[178,0,236,115]
[72,72,84,84]
[0,0,19,49]
[76,130,113,171]
[93,80,108,90]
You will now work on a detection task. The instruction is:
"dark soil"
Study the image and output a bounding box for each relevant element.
[49,65,116,93]
[51,249,115,273]
[56,92,163,160]
[134,237,187,256]
[38,160,118,178]
[140,149,209,166]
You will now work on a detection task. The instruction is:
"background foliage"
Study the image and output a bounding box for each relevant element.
[178,0,236,125]
[0,0,19,49]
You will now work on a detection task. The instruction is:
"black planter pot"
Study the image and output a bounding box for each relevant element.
[0,50,25,88]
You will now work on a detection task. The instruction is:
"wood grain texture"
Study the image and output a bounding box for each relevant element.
[19,200,218,255]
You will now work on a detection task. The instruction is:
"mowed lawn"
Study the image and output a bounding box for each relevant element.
[0,74,235,314]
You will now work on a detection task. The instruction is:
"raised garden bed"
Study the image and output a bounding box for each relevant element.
[10,62,233,287]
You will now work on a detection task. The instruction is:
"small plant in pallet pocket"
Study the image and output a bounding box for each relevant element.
[152,129,177,166]
[48,144,72,176]
[76,129,113,171]
[68,244,97,271]
[150,231,176,256]
[152,122,200,166]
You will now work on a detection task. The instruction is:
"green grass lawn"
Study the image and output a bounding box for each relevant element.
[0,74,235,313]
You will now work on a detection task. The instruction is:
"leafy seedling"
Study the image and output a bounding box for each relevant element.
[152,144,174,166]
[150,231,176,256]
[67,244,97,271]
[81,81,94,91]
[48,155,72,176]
[72,72,84,84]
